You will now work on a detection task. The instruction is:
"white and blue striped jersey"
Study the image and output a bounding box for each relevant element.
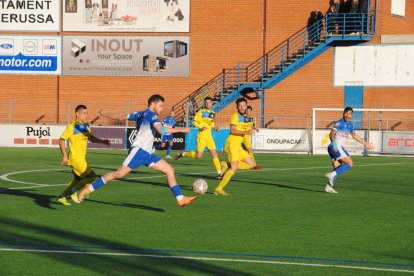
[162,116,176,129]
[162,116,176,138]
[332,118,354,147]
[127,109,161,153]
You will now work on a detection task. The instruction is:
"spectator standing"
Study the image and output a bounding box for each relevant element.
[358,0,369,33]
[327,2,339,34]
[339,0,351,34]
[349,0,360,34]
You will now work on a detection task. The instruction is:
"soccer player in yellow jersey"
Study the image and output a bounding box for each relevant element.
[244,106,261,170]
[56,104,110,206]
[214,98,257,196]
[175,97,222,179]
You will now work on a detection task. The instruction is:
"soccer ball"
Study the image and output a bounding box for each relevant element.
[192,178,208,194]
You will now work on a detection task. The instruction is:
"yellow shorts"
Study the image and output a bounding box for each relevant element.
[243,134,252,149]
[69,158,92,178]
[225,141,250,162]
[196,132,216,152]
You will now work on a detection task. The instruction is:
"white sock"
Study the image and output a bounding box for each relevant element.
[176,195,184,201]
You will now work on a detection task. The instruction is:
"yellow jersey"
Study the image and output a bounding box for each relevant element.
[193,108,216,132]
[227,112,253,144]
[61,121,92,161]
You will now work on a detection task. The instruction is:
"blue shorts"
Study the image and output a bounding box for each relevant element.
[123,147,162,169]
[328,144,350,161]
[161,134,173,143]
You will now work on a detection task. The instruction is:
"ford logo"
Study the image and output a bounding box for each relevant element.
[0,44,13,49]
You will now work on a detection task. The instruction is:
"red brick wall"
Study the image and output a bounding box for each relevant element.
[0,0,412,126]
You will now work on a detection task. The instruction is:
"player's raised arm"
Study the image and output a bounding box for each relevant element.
[99,108,128,121]
[90,136,111,147]
[154,123,190,135]
[351,132,374,150]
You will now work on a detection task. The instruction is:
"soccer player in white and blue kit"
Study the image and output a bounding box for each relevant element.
[78,94,197,207]
[156,111,177,159]
[325,107,374,193]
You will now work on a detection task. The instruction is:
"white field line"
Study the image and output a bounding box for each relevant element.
[0,248,412,273]
[0,162,407,191]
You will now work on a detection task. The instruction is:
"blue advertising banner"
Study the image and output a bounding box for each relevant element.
[0,35,61,75]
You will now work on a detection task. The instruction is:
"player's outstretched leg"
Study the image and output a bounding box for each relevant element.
[175,149,185,160]
[165,144,173,159]
[151,159,197,207]
[214,169,235,196]
[324,183,338,193]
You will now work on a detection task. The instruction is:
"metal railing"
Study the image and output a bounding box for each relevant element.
[172,11,376,126]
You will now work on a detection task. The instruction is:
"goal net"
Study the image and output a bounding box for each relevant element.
[312,108,414,156]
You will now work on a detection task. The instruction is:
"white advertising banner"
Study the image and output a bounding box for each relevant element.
[313,130,365,155]
[0,124,66,148]
[0,35,61,75]
[382,131,414,154]
[62,35,189,76]
[62,0,190,32]
[0,0,60,31]
[335,45,414,87]
[252,129,310,152]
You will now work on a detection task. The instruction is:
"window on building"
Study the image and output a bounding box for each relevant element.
[391,0,405,17]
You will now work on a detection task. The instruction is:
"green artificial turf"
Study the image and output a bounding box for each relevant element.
[0,147,413,275]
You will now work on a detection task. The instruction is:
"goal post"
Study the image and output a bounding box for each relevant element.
[312,108,414,156]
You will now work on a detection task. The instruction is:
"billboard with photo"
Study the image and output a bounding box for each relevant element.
[62,36,189,76]
[62,0,190,32]
[0,0,60,31]
[0,35,61,75]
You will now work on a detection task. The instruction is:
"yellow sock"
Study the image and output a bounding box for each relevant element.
[221,161,229,171]
[74,176,97,191]
[250,153,256,165]
[213,157,221,173]
[61,179,79,196]
[216,169,235,191]
[184,151,196,158]
[238,161,251,170]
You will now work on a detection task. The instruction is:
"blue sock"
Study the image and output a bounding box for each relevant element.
[334,164,351,176]
[166,145,172,156]
[170,184,183,200]
[91,177,106,191]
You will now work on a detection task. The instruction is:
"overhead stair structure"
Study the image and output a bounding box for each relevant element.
[172,10,377,126]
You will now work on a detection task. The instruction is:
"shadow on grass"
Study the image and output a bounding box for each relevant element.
[233,178,324,193]
[0,187,56,209]
[0,216,253,275]
[85,199,165,212]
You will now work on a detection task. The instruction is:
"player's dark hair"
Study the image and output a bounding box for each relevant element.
[344,106,353,113]
[75,104,87,112]
[204,97,213,102]
[148,94,164,106]
[236,98,247,105]
[247,105,252,110]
